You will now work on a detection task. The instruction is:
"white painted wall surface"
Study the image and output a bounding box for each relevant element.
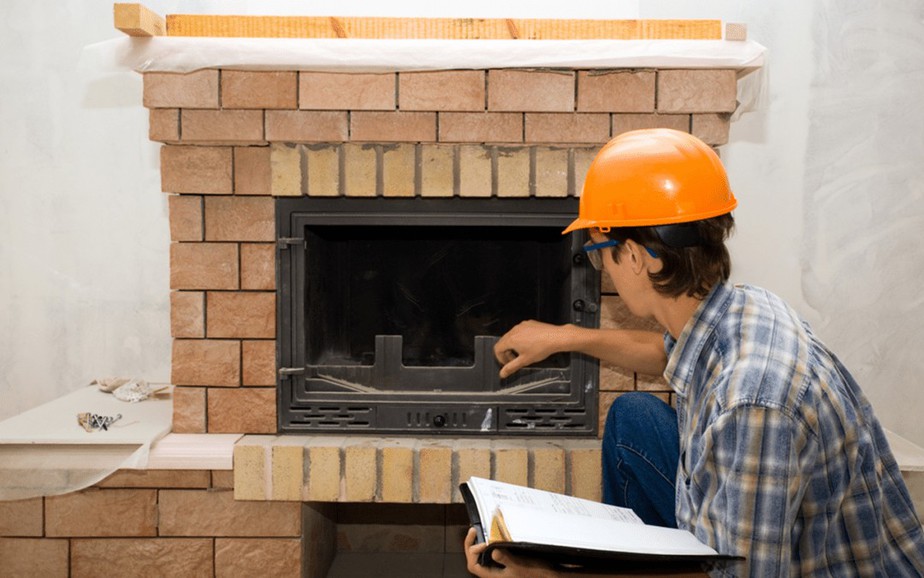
[1,1,922,445]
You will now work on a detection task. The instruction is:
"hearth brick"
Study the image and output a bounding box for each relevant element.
[692,112,731,145]
[149,108,179,142]
[233,147,271,196]
[418,445,453,503]
[525,112,611,144]
[240,243,275,290]
[380,444,414,503]
[344,442,378,502]
[161,145,232,194]
[657,69,738,113]
[234,436,272,500]
[496,147,530,197]
[215,538,301,577]
[438,112,523,143]
[342,143,377,197]
[533,445,566,493]
[171,386,206,433]
[494,447,529,486]
[242,339,276,386]
[158,489,300,536]
[207,387,276,433]
[304,144,340,197]
[350,111,437,142]
[455,444,492,499]
[458,145,493,197]
[570,444,603,502]
[299,72,396,111]
[71,538,212,578]
[170,291,205,338]
[0,498,43,537]
[206,292,275,339]
[172,339,240,387]
[306,446,341,502]
[204,196,275,241]
[488,70,575,112]
[577,70,656,113]
[272,440,306,501]
[45,489,157,537]
[612,112,691,135]
[0,538,69,577]
[143,70,219,109]
[399,70,486,111]
[381,144,416,197]
[169,242,238,290]
[221,70,298,109]
[534,147,569,197]
[181,109,265,144]
[168,195,203,241]
[265,110,348,143]
[419,145,455,197]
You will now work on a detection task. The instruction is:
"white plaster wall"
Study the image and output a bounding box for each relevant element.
[2,1,922,446]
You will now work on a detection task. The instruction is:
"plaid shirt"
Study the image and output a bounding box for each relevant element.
[665,282,924,577]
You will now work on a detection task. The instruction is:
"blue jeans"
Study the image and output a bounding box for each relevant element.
[602,392,680,528]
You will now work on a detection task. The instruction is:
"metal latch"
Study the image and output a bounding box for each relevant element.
[278,367,306,376]
[277,237,305,250]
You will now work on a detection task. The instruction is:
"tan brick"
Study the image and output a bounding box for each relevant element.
[169,195,203,241]
[399,70,485,111]
[534,147,569,197]
[600,362,635,392]
[692,113,731,146]
[598,391,620,437]
[204,196,275,241]
[0,538,69,578]
[96,469,210,489]
[306,445,341,502]
[271,143,303,197]
[72,538,212,578]
[494,446,528,486]
[438,112,523,143]
[612,113,690,136]
[420,145,455,197]
[496,146,530,198]
[172,339,240,387]
[159,489,300,536]
[181,109,265,144]
[240,243,274,291]
[456,445,492,495]
[207,292,275,339]
[46,488,156,537]
[234,147,271,196]
[573,147,598,197]
[300,72,396,110]
[172,386,207,433]
[0,498,42,536]
[215,538,301,578]
[657,69,738,113]
[577,70,656,113]
[171,290,205,338]
[144,70,219,109]
[266,110,349,142]
[380,444,414,503]
[343,443,377,502]
[637,371,669,392]
[532,445,565,494]
[149,108,180,142]
[525,113,610,144]
[306,144,340,197]
[418,445,452,503]
[570,447,602,502]
[488,70,574,112]
[458,145,492,197]
[233,436,271,500]
[273,441,306,501]
[221,70,297,109]
[170,242,238,290]
[161,145,233,194]
[208,388,276,433]
[350,111,437,142]
[242,339,276,386]
[211,470,235,489]
[382,144,416,197]
[342,143,377,197]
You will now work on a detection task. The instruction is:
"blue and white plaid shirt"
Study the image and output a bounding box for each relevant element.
[665,282,924,577]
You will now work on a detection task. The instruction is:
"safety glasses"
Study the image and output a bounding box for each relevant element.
[582,239,658,270]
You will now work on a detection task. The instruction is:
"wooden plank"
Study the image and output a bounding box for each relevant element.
[114,3,166,37]
[164,15,723,40]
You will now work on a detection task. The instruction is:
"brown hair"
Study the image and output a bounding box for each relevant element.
[606,214,735,299]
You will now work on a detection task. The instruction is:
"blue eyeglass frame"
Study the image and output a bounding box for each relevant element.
[582,239,658,259]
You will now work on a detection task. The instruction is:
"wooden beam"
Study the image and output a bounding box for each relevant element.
[114,3,166,37]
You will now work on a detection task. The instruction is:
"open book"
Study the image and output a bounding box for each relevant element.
[460,477,741,573]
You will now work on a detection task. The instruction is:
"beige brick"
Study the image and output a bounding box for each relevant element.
[494,446,528,486]
[270,143,303,197]
[241,243,275,290]
[159,489,300,536]
[46,489,156,537]
[233,437,271,500]
[532,446,565,493]
[300,72,396,110]
[657,69,738,113]
[221,70,298,109]
[181,109,265,144]
[496,146,530,197]
[149,108,180,142]
[570,447,602,502]
[161,145,233,194]
[172,386,207,433]
[0,498,43,536]
[438,112,523,143]
[242,339,276,386]
[692,113,731,146]
[399,70,485,111]
[612,113,690,136]
[525,113,610,144]
[420,145,455,197]
[350,111,437,142]
[169,195,203,241]
[208,388,276,433]
[72,538,212,578]
[534,147,569,198]
[418,445,452,504]
[204,196,275,242]
[577,70,656,113]
[215,538,301,578]
[234,147,271,196]
[382,144,416,197]
[272,441,306,501]
[380,445,414,503]
[598,391,620,437]
[600,362,635,392]
[170,242,238,290]
[266,110,349,142]
[172,339,240,387]
[207,292,275,339]
[171,290,205,338]
[342,143,377,197]
[456,445,492,497]
[342,443,377,502]
[96,469,210,489]
[573,147,598,197]
[306,144,340,197]
[144,70,219,109]
[458,145,492,197]
[637,371,669,392]
[306,446,341,502]
[488,70,574,112]
[0,538,69,578]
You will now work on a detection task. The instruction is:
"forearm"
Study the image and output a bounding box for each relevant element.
[567,326,667,376]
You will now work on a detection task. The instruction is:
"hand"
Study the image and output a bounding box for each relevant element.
[464,528,558,578]
[494,320,573,379]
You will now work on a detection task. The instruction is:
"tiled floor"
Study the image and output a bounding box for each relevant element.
[327,552,472,578]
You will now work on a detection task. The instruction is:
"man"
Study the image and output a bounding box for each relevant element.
[465,129,924,577]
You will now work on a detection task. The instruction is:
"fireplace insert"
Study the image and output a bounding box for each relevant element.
[276,197,600,435]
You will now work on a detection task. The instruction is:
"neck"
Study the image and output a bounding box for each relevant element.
[652,293,704,340]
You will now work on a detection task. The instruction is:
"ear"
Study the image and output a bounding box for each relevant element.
[623,239,648,275]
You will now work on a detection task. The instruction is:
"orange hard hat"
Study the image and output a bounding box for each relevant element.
[563,129,737,234]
